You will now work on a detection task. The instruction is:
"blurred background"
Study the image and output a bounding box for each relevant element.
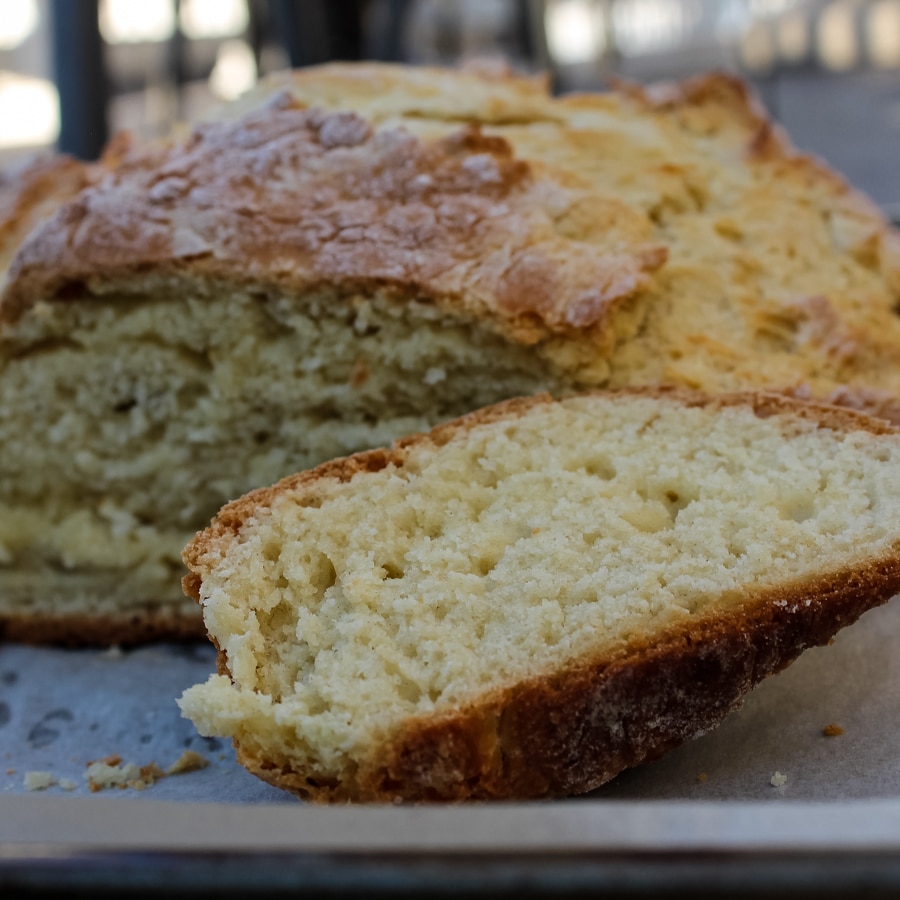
[0,0,897,216]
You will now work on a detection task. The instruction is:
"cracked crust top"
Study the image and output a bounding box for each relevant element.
[0,89,666,348]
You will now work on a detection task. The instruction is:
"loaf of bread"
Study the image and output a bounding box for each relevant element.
[178,388,900,803]
[2,62,899,645]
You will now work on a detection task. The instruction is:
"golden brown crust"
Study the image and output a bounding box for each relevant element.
[0,100,665,347]
[612,69,793,159]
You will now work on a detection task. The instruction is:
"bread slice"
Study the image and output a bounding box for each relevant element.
[178,388,900,803]
[2,62,899,645]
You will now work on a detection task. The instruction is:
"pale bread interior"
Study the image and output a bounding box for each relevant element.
[0,284,573,625]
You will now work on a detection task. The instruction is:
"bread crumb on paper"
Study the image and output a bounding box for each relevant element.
[17,752,212,793]
[85,755,144,792]
[823,723,844,736]
[770,771,788,787]
[84,752,209,792]
[24,770,56,791]
[166,750,209,775]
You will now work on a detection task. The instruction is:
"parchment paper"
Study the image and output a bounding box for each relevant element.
[2,595,899,813]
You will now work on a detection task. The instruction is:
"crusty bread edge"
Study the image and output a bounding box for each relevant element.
[181,387,900,802]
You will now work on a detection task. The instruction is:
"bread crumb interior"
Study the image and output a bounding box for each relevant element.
[0,284,573,618]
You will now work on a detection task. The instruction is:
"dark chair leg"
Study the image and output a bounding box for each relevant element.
[367,0,414,62]
[270,0,334,67]
[49,0,109,160]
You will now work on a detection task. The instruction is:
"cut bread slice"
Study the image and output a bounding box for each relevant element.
[178,388,900,803]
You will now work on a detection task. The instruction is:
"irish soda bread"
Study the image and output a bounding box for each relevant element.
[178,388,900,803]
[2,62,900,644]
